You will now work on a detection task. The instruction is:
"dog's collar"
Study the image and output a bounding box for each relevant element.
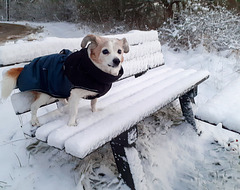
[64,48,124,98]
[82,48,123,84]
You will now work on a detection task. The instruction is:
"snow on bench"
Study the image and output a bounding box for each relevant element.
[0,30,162,67]
[17,66,208,156]
[6,30,209,190]
[196,78,240,134]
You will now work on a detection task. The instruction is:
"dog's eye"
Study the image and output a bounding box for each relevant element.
[102,49,109,55]
[117,49,122,54]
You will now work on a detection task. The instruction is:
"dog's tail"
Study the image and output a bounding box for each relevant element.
[1,67,23,99]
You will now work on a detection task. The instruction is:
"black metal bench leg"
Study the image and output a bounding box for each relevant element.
[179,87,197,131]
[110,126,138,190]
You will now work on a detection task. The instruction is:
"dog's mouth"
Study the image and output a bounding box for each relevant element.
[108,64,119,68]
[108,58,120,68]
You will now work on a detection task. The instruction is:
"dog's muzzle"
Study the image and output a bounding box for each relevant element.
[108,58,120,68]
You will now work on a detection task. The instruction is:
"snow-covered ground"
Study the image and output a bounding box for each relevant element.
[0,22,240,190]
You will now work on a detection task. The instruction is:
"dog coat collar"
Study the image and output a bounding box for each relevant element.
[64,48,124,99]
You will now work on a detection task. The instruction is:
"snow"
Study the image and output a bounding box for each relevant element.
[124,147,147,190]
[196,78,240,132]
[1,22,240,190]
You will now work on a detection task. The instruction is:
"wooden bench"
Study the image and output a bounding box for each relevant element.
[196,78,240,134]
[1,30,209,190]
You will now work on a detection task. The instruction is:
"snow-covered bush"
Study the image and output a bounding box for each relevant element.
[159,1,240,52]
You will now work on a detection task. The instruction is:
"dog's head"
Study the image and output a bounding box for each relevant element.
[81,34,129,76]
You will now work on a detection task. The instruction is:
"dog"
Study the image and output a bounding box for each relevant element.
[1,34,129,126]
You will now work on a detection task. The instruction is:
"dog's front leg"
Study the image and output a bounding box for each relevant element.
[68,89,97,126]
[68,89,81,126]
[91,98,97,112]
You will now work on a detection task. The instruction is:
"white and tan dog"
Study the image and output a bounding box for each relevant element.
[1,34,129,126]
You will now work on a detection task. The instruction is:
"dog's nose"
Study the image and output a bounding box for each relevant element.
[112,58,120,67]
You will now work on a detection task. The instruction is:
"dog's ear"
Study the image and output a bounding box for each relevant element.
[81,34,99,49]
[122,38,129,53]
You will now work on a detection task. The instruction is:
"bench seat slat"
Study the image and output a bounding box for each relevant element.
[43,68,191,147]
[65,69,209,158]
[23,66,177,138]
[32,67,185,134]
[22,66,174,138]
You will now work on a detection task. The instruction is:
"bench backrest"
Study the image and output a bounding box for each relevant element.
[0,30,164,79]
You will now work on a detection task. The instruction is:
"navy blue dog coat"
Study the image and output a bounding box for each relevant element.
[17,48,123,99]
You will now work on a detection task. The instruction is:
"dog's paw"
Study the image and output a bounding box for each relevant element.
[92,107,103,112]
[91,107,98,112]
[31,119,40,127]
[68,119,78,127]
[30,126,38,137]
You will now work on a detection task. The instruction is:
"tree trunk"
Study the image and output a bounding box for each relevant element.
[6,0,9,21]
